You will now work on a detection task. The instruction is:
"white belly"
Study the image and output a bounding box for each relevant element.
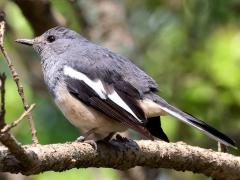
[54,84,127,137]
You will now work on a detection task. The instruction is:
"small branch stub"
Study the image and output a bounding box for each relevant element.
[0,73,6,129]
[0,11,5,46]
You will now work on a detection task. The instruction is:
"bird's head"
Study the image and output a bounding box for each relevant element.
[16,26,84,58]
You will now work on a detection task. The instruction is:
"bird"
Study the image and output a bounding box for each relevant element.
[16,26,236,148]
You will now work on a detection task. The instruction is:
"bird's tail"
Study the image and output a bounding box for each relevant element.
[156,99,237,148]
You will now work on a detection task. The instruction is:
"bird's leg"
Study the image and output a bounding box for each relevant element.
[76,128,96,142]
[76,128,97,149]
[102,132,115,142]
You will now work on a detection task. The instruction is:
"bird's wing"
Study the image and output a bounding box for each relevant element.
[63,65,153,140]
[67,43,159,94]
[63,42,236,148]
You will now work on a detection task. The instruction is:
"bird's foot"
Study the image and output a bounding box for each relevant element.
[76,135,85,142]
[75,136,97,150]
[115,134,130,142]
[102,132,115,142]
[84,140,97,150]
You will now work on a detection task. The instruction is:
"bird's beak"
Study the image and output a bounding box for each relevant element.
[15,39,34,46]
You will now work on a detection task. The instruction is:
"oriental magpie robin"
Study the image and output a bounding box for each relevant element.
[16,27,236,148]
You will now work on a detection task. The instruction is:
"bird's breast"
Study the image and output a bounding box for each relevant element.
[54,83,126,135]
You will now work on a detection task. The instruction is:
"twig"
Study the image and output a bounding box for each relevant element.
[0,73,6,128]
[0,56,35,169]
[1,104,35,133]
[0,11,38,144]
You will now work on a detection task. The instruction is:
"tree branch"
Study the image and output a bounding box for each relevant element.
[0,133,35,169]
[12,0,63,35]
[0,140,239,179]
[71,0,134,54]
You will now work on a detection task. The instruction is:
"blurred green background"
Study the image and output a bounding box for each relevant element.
[0,0,239,179]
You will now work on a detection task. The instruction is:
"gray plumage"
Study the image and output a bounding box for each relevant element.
[38,27,158,98]
[16,26,236,148]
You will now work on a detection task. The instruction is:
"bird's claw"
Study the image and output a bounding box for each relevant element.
[116,134,130,142]
[76,136,85,142]
[83,140,97,150]
[75,136,97,150]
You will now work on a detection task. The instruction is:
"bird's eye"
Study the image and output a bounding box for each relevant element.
[47,35,56,43]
